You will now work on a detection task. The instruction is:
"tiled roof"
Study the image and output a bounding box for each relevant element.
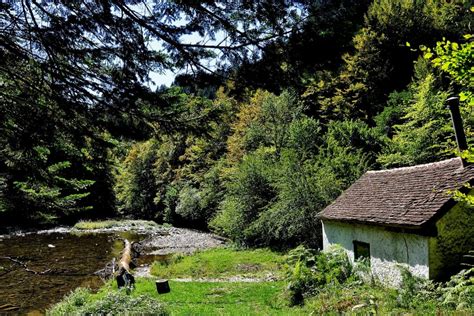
[319,158,474,228]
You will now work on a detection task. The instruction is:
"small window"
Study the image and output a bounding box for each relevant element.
[353,241,370,261]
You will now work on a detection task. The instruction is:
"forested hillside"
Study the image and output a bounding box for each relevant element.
[1,0,472,249]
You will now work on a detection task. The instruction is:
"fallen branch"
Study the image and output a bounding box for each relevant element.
[0,256,52,275]
[0,303,20,312]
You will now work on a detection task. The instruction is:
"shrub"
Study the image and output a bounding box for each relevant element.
[440,267,474,311]
[287,259,317,306]
[286,245,318,267]
[48,288,168,316]
[47,287,91,316]
[285,245,352,306]
[316,245,353,285]
[81,291,167,315]
[351,258,374,285]
[396,265,440,310]
[285,246,319,305]
[396,266,423,308]
[397,266,474,312]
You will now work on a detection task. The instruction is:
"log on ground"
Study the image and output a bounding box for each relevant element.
[115,239,136,288]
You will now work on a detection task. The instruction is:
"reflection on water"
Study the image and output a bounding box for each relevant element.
[0,231,148,314]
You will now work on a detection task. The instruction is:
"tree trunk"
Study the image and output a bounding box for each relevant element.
[116,239,135,289]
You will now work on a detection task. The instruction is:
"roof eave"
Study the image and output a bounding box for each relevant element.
[320,216,438,236]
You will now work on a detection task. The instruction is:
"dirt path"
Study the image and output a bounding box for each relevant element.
[170,275,281,282]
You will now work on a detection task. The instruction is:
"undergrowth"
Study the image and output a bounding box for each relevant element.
[285,245,474,314]
[47,287,167,315]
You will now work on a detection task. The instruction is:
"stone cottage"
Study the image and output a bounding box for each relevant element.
[319,157,474,286]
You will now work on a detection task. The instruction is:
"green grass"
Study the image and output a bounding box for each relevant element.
[73,219,159,230]
[303,282,437,315]
[49,278,308,316]
[150,247,286,280]
[50,247,470,315]
[47,287,167,316]
[49,278,457,316]
[133,278,307,315]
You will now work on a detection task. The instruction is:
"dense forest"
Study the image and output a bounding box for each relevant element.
[1,0,473,249]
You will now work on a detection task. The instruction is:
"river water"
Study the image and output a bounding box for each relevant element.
[0,230,149,314]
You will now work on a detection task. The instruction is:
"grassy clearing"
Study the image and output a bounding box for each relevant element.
[48,279,452,316]
[48,278,459,316]
[150,247,286,280]
[73,219,159,230]
[48,279,308,316]
[49,247,472,315]
[133,278,307,315]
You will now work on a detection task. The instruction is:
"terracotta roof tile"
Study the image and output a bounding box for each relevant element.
[319,158,474,227]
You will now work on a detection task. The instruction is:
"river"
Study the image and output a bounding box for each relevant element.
[0,230,149,314]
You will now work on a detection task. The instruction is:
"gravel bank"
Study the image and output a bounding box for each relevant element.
[140,227,226,255]
[134,227,226,278]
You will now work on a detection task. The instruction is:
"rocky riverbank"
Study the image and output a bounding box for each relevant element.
[74,221,227,278]
[140,227,227,255]
[0,220,227,313]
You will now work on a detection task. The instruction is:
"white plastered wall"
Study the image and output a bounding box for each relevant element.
[322,220,429,287]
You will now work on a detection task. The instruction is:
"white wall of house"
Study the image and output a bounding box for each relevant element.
[322,220,429,287]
